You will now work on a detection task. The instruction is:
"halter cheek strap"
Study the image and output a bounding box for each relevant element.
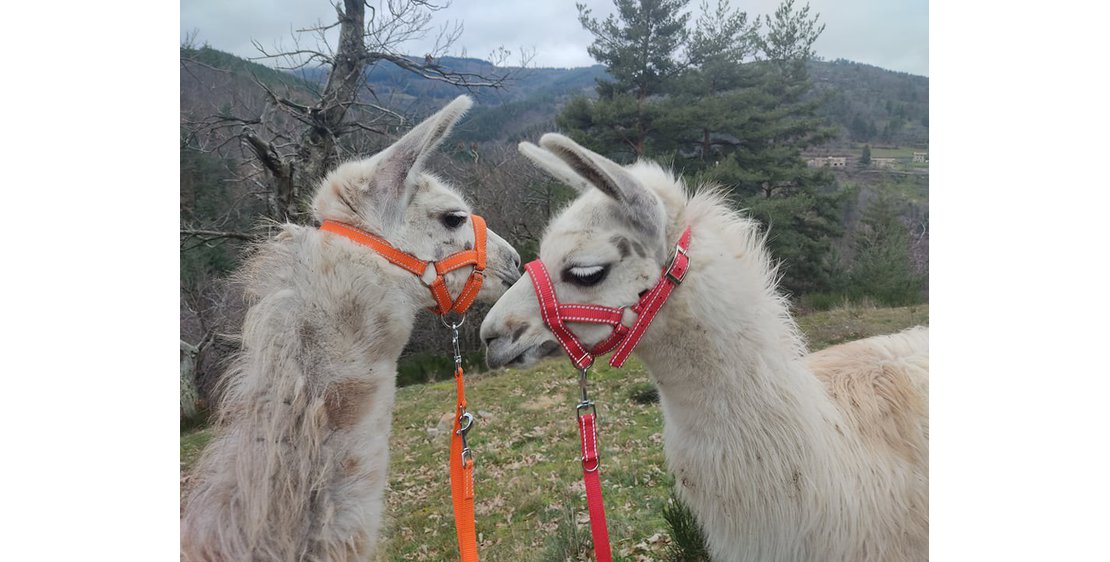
[320,215,488,315]
[525,225,692,369]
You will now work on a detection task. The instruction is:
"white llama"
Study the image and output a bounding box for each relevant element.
[181,96,522,562]
[480,134,928,562]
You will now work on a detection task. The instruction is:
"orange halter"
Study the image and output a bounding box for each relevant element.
[320,215,488,315]
[319,214,486,561]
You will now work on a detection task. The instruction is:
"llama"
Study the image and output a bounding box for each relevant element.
[480,134,928,562]
[181,96,522,562]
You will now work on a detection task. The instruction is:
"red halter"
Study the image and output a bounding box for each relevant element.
[525,225,692,369]
[524,225,691,562]
[320,215,487,315]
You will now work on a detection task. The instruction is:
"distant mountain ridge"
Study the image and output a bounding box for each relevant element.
[181,47,926,147]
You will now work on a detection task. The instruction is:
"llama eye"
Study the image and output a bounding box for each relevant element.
[441,211,468,229]
[563,265,609,287]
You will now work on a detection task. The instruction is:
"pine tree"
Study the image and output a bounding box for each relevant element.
[676,0,841,296]
[557,0,691,160]
[847,192,925,305]
[559,0,845,297]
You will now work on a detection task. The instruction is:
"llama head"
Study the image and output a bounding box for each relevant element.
[313,95,522,305]
[481,133,674,368]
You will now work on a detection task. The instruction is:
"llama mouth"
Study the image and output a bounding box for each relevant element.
[486,339,561,369]
[496,271,523,287]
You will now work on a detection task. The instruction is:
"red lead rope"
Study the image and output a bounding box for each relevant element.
[525,226,691,561]
[577,405,612,562]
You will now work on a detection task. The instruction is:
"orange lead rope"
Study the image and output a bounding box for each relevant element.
[319,216,486,562]
[448,327,479,562]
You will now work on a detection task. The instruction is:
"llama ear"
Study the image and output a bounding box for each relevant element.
[538,133,662,238]
[518,141,594,193]
[369,95,473,225]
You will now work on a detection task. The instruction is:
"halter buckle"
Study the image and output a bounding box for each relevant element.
[665,244,689,285]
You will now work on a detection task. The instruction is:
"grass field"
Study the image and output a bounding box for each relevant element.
[180,303,928,561]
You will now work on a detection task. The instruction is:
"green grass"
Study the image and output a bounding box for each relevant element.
[868,147,920,159]
[180,304,928,560]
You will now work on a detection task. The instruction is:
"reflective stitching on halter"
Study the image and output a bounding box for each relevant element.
[614,281,667,359]
[453,274,482,312]
[578,411,600,470]
[561,315,623,325]
[533,261,584,362]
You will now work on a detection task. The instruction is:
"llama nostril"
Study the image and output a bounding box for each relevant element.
[483,336,497,348]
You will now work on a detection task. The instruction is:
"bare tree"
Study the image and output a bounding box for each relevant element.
[182,0,513,231]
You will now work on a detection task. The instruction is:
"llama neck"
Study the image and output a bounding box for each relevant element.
[632,214,847,503]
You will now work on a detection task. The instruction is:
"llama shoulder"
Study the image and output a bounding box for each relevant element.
[807,327,928,463]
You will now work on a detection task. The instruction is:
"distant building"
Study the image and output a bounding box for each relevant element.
[913,151,928,163]
[805,156,848,169]
[873,157,898,169]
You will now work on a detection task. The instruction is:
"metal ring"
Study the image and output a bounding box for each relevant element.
[440,313,467,330]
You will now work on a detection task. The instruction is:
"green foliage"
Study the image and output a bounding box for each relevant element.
[395,351,486,387]
[663,490,711,561]
[628,382,660,404]
[578,0,691,99]
[811,59,928,146]
[180,140,244,286]
[859,144,871,167]
[743,186,846,297]
[844,193,925,306]
[562,0,692,159]
[561,1,848,297]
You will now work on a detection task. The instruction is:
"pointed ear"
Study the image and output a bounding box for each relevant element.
[518,141,594,192]
[537,133,663,239]
[370,95,473,225]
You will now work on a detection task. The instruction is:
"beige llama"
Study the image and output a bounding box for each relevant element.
[480,133,928,562]
[181,96,522,562]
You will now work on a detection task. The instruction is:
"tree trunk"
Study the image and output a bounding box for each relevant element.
[283,0,370,222]
[181,340,202,421]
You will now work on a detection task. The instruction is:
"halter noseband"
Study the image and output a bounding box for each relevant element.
[320,215,488,315]
[525,226,692,369]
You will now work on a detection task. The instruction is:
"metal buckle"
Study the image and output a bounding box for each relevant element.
[576,400,597,420]
[665,244,688,285]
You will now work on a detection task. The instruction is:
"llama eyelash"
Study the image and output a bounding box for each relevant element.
[568,265,605,277]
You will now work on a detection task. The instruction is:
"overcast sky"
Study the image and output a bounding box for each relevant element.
[180,0,928,76]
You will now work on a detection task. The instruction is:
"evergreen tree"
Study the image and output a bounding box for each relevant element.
[859,144,871,167]
[559,0,845,297]
[558,0,691,160]
[847,192,925,305]
[679,0,841,296]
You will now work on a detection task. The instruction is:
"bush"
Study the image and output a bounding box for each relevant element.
[663,490,711,561]
[395,351,486,387]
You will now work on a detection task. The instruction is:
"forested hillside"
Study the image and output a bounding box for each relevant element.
[182,46,925,147]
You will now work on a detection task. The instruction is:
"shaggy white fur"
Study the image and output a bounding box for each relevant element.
[180,96,521,562]
[481,134,928,562]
